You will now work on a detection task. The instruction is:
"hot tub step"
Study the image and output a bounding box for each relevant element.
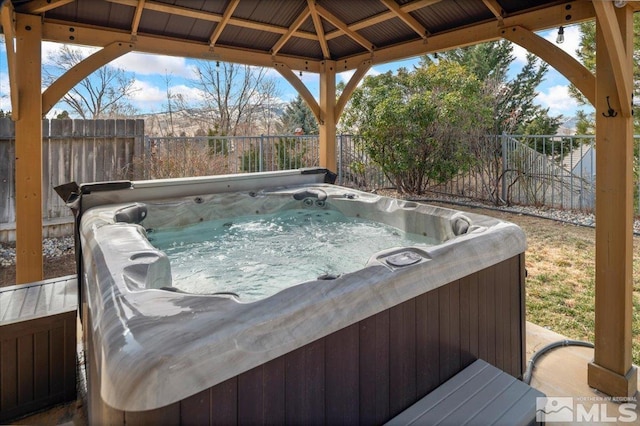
[385,359,544,426]
[0,275,77,423]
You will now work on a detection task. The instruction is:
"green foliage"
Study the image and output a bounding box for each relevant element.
[519,113,573,155]
[278,95,318,135]
[342,62,492,194]
[207,127,229,155]
[274,137,307,169]
[240,145,263,172]
[56,110,71,119]
[0,109,12,119]
[425,42,559,135]
[574,110,594,135]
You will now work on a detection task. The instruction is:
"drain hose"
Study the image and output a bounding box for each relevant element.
[523,339,594,384]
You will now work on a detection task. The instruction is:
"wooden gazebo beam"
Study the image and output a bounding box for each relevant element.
[588,2,637,398]
[502,25,595,106]
[14,13,44,283]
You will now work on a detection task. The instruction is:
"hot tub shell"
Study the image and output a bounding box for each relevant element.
[72,168,527,424]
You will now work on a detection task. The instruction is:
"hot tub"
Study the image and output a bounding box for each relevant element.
[72,168,527,424]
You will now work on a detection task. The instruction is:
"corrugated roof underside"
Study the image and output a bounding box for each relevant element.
[414,0,494,34]
[326,35,367,59]
[360,17,419,49]
[35,0,571,62]
[279,37,324,60]
[219,25,282,53]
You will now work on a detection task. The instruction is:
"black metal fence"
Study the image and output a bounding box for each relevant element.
[143,134,392,189]
[1,129,636,241]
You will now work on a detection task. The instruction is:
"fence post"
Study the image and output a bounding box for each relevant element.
[501,133,508,203]
[337,134,343,184]
[142,135,150,180]
[259,134,264,172]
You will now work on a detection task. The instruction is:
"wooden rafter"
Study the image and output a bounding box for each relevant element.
[209,0,240,48]
[482,0,504,20]
[41,19,322,72]
[131,0,145,37]
[1,1,19,119]
[271,6,310,56]
[315,4,374,51]
[40,1,595,73]
[379,0,427,39]
[593,0,633,117]
[18,0,74,14]
[403,0,444,11]
[344,0,595,70]
[107,0,317,41]
[308,0,330,59]
[331,0,443,36]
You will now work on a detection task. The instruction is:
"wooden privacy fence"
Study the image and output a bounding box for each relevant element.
[0,118,145,242]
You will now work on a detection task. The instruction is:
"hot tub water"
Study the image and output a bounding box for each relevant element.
[150,208,438,300]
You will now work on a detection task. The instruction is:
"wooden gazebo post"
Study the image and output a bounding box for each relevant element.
[588,1,637,398]
[14,13,43,283]
[319,60,337,172]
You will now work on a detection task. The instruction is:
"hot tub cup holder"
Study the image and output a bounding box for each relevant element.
[373,247,431,270]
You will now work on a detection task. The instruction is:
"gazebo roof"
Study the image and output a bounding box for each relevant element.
[14,0,598,71]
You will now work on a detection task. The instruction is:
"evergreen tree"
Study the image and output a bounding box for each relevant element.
[569,18,640,134]
[574,110,594,135]
[423,41,562,137]
[278,95,318,134]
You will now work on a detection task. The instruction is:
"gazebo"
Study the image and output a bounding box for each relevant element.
[1,0,637,399]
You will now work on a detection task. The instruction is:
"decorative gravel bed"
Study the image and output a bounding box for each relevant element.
[0,236,74,268]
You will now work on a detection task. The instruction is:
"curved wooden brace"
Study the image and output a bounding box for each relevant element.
[502,25,595,107]
[335,60,371,121]
[593,1,633,117]
[42,41,134,115]
[273,62,321,123]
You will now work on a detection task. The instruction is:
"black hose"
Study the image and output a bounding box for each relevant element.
[523,339,594,384]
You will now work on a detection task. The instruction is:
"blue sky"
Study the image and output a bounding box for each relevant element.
[0,25,592,120]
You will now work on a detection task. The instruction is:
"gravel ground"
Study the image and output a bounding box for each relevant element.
[1,194,638,268]
[0,236,74,268]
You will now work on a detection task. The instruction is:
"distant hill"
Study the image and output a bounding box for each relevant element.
[135,103,286,137]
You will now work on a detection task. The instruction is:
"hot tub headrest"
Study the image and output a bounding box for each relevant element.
[114,203,148,224]
[293,189,328,201]
[451,213,471,236]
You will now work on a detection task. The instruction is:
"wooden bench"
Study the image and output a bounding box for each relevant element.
[0,275,78,422]
[385,359,545,426]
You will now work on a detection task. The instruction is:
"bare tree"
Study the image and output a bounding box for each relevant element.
[44,45,138,118]
[192,61,279,136]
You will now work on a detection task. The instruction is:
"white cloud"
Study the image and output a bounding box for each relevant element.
[113,52,196,78]
[41,41,98,66]
[129,79,205,112]
[0,71,8,108]
[40,42,196,79]
[337,67,380,85]
[535,84,579,116]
